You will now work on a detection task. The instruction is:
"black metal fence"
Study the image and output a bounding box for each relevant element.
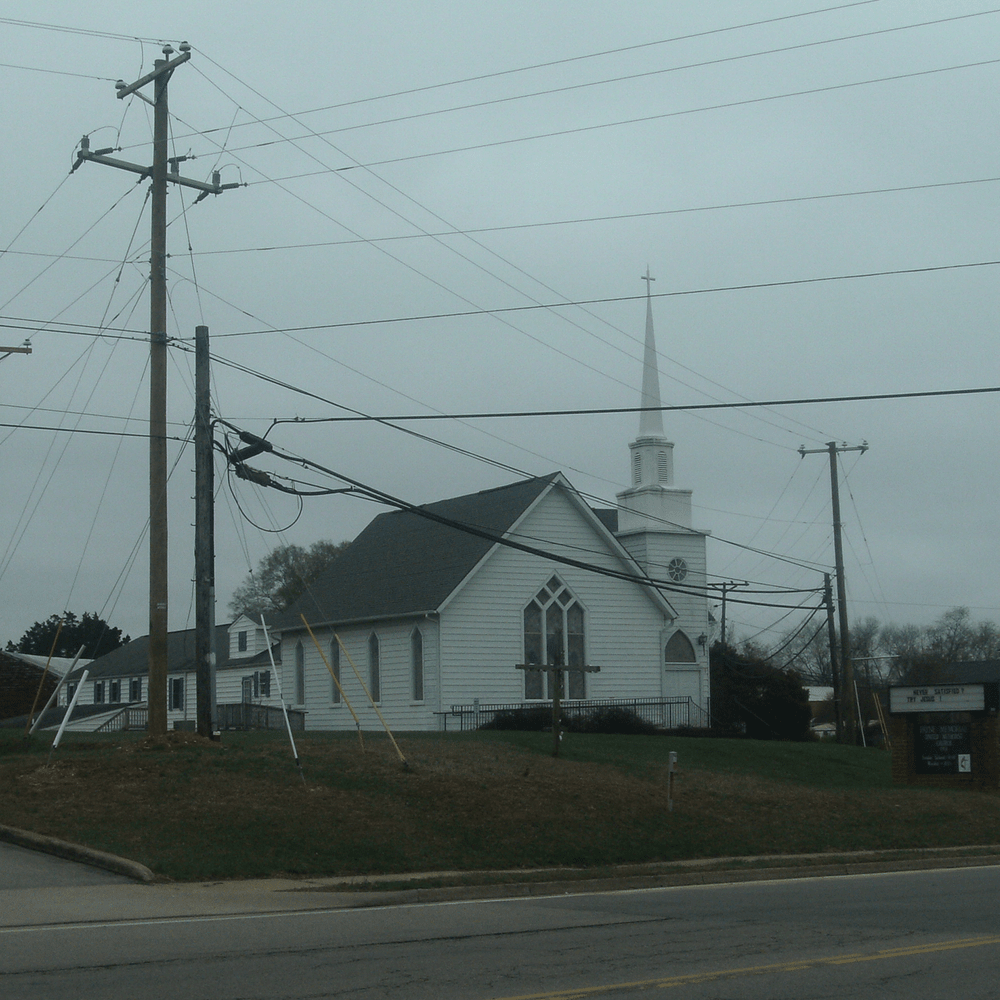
[215,703,305,731]
[439,696,709,732]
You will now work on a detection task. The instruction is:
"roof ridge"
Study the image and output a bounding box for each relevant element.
[416,472,560,510]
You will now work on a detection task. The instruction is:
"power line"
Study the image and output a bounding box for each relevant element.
[217,2,888,122]
[326,56,1000,173]
[218,9,1000,157]
[0,60,118,81]
[0,422,191,442]
[0,17,170,44]
[221,428,826,610]
[169,174,1000,257]
[201,257,1000,338]
[267,383,1000,423]
[187,60,822,451]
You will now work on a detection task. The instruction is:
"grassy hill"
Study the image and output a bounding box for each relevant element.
[1,729,996,881]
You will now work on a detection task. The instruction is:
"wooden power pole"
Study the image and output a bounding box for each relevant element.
[800,441,868,744]
[74,43,238,735]
[194,325,216,738]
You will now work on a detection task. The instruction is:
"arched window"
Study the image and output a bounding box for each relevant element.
[523,575,586,700]
[411,627,424,702]
[664,630,697,663]
[330,639,341,704]
[294,641,305,705]
[368,632,380,702]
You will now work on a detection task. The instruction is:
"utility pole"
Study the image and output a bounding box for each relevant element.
[74,43,239,735]
[824,572,843,739]
[194,325,216,739]
[712,581,745,650]
[800,441,868,743]
[0,342,32,361]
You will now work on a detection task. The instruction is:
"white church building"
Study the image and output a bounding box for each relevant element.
[51,279,712,734]
[270,279,712,731]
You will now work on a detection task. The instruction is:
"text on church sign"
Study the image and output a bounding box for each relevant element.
[889,685,985,714]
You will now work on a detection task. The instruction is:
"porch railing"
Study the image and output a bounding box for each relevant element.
[439,696,709,732]
[215,703,305,732]
[96,704,149,732]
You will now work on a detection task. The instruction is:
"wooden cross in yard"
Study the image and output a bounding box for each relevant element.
[515,660,601,758]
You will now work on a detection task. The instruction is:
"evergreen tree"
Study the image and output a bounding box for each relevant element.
[6,612,129,659]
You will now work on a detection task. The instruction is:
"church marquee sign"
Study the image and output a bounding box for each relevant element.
[889,684,987,714]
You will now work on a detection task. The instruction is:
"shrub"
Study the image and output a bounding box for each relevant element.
[479,705,658,735]
[564,706,658,735]
[710,644,812,741]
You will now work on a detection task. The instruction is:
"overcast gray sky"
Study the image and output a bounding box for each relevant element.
[2,1,999,653]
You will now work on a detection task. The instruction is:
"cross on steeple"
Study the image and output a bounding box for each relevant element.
[641,265,655,293]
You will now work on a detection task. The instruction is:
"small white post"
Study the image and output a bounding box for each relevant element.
[30,645,85,735]
[667,751,677,812]
[52,668,89,749]
[261,617,305,782]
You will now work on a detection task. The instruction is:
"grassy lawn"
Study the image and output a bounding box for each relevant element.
[0,728,995,881]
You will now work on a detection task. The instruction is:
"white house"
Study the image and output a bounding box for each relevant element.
[52,620,286,732]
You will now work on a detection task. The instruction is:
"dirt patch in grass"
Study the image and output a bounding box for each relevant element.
[2,730,999,881]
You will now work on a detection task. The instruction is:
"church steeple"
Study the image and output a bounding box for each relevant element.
[616,267,691,530]
[639,266,665,440]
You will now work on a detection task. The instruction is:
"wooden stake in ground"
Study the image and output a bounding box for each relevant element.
[311,616,409,770]
[515,661,601,757]
[300,618,365,752]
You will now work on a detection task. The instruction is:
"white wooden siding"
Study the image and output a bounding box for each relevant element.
[290,618,440,732]
[439,485,669,708]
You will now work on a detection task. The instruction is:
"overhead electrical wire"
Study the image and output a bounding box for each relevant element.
[265,382,1000,422]
[0,61,118,82]
[168,174,1000,257]
[216,420,826,609]
[0,16,169,43]
[200,258,1000,337]
[216,9,1000,156]
[184,54,830,450]
[150,1,887,151]
[328,56,1000,172]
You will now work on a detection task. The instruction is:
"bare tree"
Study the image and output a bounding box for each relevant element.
[228,540,350,620]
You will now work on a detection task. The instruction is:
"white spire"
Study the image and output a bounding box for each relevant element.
[639,266,665,439]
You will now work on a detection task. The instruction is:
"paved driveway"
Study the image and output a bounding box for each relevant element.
[0,841,131,890]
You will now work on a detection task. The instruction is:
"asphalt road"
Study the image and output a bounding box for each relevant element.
[1,866,998,999]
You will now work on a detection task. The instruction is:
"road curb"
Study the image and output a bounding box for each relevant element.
[289,853,1000,907]
[0,823,158,883]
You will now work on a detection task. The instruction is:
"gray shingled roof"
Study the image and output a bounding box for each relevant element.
[276,474,559,630]
[67,624,278,681]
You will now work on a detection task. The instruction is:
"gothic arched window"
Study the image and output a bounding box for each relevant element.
[330,638,341,704]
[664,630,697,663]
[368,632,381,702]
[411,627,424,702]
[294,641,305,705]
[523,575,586,700]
